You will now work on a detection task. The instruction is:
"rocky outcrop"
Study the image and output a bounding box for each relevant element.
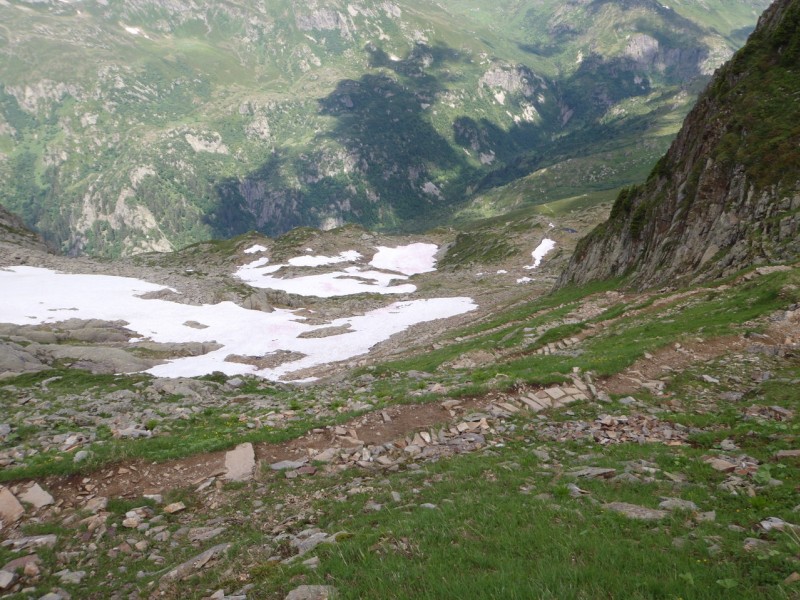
[558,0,800,290]
[0,205,49,255]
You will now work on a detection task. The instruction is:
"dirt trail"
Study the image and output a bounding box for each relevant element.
[43,397,487,506]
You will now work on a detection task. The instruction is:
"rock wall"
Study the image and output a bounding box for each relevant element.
[557,0,800,290]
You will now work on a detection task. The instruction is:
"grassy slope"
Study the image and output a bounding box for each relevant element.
[1,263,797,598]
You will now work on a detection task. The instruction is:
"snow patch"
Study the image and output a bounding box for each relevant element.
[369,243,438,275]
[0,267,476,381]
[288,250,361,267]
[243,244,268,254]
[524,238,556,269]
[236,260,415,298]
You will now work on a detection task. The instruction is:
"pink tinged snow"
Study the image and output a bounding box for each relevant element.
[524,239,556,269]
[0,267,476,381]
[368,243,438,275]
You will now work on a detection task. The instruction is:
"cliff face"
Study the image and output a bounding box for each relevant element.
[0,205,48,255]
[557,0,800,290]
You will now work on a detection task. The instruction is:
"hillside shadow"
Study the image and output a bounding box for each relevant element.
[205,42,480,237]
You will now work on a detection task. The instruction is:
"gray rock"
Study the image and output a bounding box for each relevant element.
[56,569,86,585]
[224,442,256,481]
[0,341,46,377]
[1,534,57,551]
[161,543,231,583]
[19,483,54,509]
[188,527,226,543]
[0,569,17,590]
[73,450,91,463]
[604,502,669,520]
[115,426,152,439]
[0,487,24,525]
[658,498,698,512]
[568,467,617,479]
[270,459,308,471]
[33,344,157,374]
[291,532,329,556]
[285,585,338,600]
[532,449,550,461]
[743,537,769,552]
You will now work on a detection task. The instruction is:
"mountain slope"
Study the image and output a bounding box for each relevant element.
[0,0,769,256]
[558,0,800,290]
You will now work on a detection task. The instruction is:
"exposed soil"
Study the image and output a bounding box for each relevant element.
[42,397,487,506]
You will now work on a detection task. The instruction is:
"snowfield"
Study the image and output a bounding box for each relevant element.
[368,243,438,275]
[235,243,440,298]
[1,266,476,381]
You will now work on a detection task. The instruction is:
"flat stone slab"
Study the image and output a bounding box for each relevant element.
[0,487,24,526]
[520,396,547,411]
[567,467,617,479]
[270,459,308,471]
[658,498,698,512]
[161,543,231,583]
[544,387,566,400]
[775,449,800,459]
[285,585,338,600]
[1,535,57,552]
[224,442,256,481]
[19,483,54,509]
[604,502,669,521]
[705,457,737,472]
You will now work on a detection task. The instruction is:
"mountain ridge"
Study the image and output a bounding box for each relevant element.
[557,0,800,290]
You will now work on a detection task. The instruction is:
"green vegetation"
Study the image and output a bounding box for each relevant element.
[0,0,770,256]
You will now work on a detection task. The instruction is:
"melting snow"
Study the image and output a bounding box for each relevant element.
[288,250,361,267]
[517,277,533,284]
[236,260,415,297]
[236,243,440,298]
[0,266,476,381]
[243,244,268,254]
[525,238,556,269]
[369,243,438,275]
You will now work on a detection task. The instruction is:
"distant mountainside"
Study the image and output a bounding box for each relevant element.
[558,0,800,290]
[0,0,769,256]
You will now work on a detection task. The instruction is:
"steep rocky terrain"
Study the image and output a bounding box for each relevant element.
[0,0,769,256]
[558,0,800,290]
[0,204,48,254]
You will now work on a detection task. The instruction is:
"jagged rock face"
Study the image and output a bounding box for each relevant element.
[558,0,800,290]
